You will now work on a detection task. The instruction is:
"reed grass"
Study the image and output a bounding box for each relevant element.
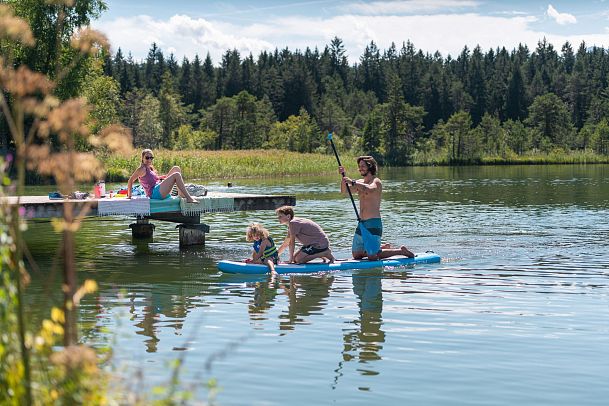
[480,150,609,165]
[103,149,357,181]
[100,148,609,182]
[412,149,609,166]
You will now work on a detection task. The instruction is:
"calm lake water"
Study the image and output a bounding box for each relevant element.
[22,165,609,405]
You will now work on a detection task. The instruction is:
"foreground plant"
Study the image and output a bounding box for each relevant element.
[0,2,131,404]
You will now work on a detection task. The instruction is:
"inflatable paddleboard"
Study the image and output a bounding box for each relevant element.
[217,252,441,274]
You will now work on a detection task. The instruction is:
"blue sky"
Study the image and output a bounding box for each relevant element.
[93,1,609,64]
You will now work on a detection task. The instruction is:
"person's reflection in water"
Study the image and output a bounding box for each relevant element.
[335,271,385,387]
[132,289,190,352]
[247,274,334,332]
[279,275,334,331]
[133,292,160,353]
[248,277,284,327]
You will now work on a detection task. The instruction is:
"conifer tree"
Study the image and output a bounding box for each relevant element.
[191,54,204,110]
[568,42,591,129]
[179,56,193,105]
[221,49,243,97]
[359,41,384,101]
[202,53,217,108]
[144,42,164,94]
[159,71,189,148]
[505,61,527,121]
[399,40,421,106]
[468,46,487,125]
[329,36,349,86]
[167,53,179,77]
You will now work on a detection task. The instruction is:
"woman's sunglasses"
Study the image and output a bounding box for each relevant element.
[145,155,154,160]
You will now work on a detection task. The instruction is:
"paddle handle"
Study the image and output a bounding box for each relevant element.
[327,133,361,222]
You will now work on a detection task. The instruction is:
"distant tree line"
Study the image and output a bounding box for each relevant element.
[4,11,609,164]
[93,37,609,164]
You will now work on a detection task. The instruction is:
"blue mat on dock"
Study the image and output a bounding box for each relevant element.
[150,197,181,213]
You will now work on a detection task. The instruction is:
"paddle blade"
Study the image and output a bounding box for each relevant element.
[359,222,380,256]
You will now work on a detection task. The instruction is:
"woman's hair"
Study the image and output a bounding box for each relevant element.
[275,205,295,220]
[246,222,269,241]
[357,156,378,175]
[141,148,156,171]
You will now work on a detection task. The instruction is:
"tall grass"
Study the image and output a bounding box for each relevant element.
[103,149,357,181]
[412,148,609,166]
[480,150,609,165]
[103,149,609,182]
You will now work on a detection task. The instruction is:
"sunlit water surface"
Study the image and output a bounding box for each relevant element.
[23,165,609,405]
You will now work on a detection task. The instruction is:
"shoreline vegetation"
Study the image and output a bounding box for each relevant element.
[102,149,358,181]
[100,149,609,182]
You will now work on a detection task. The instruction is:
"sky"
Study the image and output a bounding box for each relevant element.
[93,0,609,64]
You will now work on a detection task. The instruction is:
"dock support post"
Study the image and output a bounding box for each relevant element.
[129,217,155,239]
[177,223,210,247]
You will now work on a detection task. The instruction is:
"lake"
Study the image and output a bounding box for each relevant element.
[22,165,609,405]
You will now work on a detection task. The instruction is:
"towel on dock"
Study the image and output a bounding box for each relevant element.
[180,196,234,215]
[97,197,150,216]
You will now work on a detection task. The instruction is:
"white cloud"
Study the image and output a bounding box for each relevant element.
[494,10,529,16]
[547,4,577,25]
[94,14,274,62]
[95,11,609,65]
[347,0,480,15]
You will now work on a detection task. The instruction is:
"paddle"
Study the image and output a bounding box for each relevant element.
[327,132,379,256]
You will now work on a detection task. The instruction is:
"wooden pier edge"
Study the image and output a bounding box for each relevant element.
[3,193,296,247]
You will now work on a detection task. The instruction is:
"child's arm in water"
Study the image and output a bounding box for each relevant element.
[263,257,276,274]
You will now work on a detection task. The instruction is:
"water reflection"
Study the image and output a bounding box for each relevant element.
[278,275,334,331]
[131,238,153,254]
[241,268,389,390]
[245,274,335,332]
[248,277,283,320]
[19,165,609,405]
[335,271,386,389]
[132,292,160,352]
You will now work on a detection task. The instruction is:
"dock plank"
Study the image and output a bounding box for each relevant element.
[3,192,296,219]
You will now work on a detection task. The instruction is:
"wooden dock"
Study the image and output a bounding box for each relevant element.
[3,192,296,246]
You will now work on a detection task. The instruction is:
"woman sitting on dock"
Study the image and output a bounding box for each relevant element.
[127,149,198,203]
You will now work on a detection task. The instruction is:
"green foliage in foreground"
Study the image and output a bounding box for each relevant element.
[103,149,357,181]
[1,168,109,404]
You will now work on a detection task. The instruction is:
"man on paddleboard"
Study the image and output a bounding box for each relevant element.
[339,156,415,260]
